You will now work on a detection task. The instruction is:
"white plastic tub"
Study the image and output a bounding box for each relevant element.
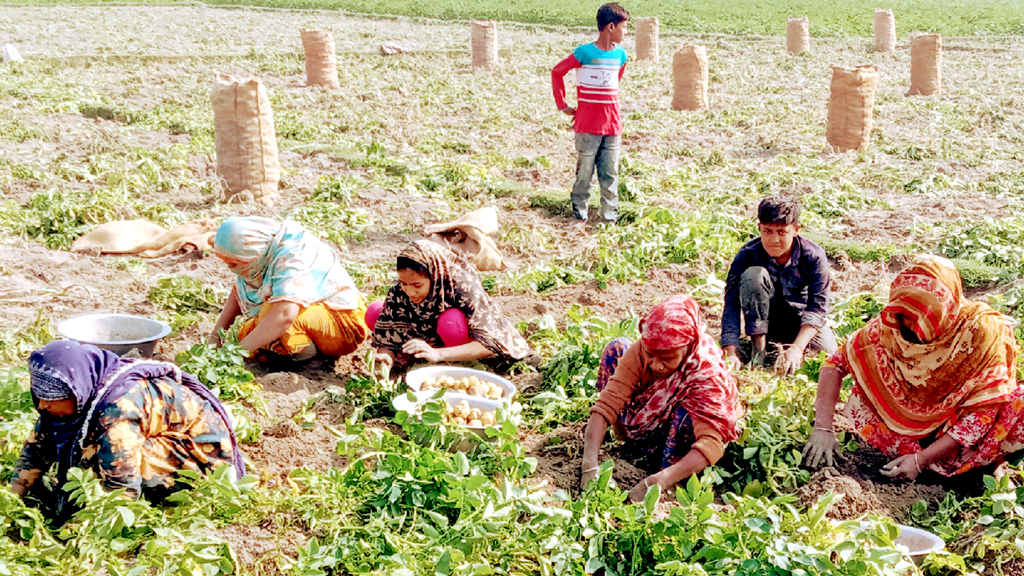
[405,365,516,400]
[392,390,501,434]
[895,524,945,565]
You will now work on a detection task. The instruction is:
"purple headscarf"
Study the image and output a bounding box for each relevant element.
[28,341,245,494]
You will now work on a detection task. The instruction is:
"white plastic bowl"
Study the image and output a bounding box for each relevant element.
[391,390,501,434]
[405,365,516,400]
[895,524,945,564]
[57,313,171,356]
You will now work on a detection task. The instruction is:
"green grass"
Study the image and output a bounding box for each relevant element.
[4,0,1022,35]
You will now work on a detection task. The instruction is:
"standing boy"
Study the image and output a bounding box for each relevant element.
[721,197,837,374]
[551,3,630,224]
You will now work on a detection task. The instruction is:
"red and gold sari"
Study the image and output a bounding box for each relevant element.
[828,255,1024,475]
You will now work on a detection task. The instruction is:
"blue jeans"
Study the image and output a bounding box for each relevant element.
[572,133,620,222]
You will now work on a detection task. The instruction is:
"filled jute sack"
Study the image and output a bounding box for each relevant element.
[300,29,340,88]
[873,9,897,53]
[787,17,810,54]
[471,20,498,69]
[908,33,942,96]
[635,17,659,61]
[212,72,280,206]
[672,44,709,111]
[826,65,880,152]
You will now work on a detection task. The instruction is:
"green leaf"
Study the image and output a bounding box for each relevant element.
[643,482,661,516]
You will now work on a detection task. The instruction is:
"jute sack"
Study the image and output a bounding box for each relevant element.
[635,17,659,61]
[212,72,280,206]
[826,65,880,152]
[787,17,810,54]
[471,20,498,69]
[873,9,896,53]
[672,44,709,111]
[300,29,340,88]
[907,33,942,96]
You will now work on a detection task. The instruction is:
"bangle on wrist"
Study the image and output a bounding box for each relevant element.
[913,453,922,474]
[581,465,599,474]
[813,426,835,433]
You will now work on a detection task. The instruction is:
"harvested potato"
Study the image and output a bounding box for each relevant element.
[468,419,483,428]
[480,412,495,426]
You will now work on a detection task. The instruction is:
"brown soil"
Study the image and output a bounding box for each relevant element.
[216,520,308,575]
[797,447,948,522]
[796,468,888,520]
[522,423,649,496]
[245,387,348,486]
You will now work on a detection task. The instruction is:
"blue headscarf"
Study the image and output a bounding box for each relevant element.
[212,217,359,317]
[28,341,245,505]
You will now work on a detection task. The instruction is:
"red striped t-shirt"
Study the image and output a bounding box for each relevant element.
[552,43,629,136]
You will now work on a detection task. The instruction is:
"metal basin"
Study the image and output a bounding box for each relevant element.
[57,313,171,356]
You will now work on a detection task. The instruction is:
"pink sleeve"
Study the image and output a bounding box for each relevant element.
[552,54,581,111]
[618,63,626,81]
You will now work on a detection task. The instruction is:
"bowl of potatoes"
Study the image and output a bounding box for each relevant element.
[405,366,515,401]
[391,391,500,435]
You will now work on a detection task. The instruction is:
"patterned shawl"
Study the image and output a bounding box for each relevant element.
[213,216,359,317]
[622,295,742,442]
[844,255,1019,438]
[28,341,245,498]
[371,240,531,361]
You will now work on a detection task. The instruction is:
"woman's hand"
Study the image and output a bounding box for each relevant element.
[209,330,223,348]
[402,339,443,363]
[802,428,839,468]
[881,453,922,480]
[372,349,395,378]
[628,475,660,503]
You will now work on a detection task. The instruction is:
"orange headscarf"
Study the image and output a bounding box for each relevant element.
[844,255,1019,438]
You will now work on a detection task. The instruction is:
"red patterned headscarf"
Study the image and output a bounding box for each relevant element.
[843,255,1018,438]
[627,295,742,442]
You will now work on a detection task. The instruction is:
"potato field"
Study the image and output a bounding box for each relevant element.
[2,2,1024,575]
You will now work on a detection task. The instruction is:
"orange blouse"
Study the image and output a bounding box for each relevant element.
[590,343,727,465]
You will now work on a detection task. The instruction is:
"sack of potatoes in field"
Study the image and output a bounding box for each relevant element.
[907,33,942,96]
[635,17,659,61]
[826,64,880,152]
[300,29,340,88]
[211,72,280,206]
[672,44,709,111]
[873,9,897,53]
[471,19,498,69]
[787,16,810,55]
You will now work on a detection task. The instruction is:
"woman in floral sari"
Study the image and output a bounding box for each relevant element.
[210,217,368,362]
[580,294,742,501]
[803,255,1024,479]
[10,341,244,519]
[371,240,534,372]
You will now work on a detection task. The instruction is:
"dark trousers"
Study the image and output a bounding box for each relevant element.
[739,266,837,354]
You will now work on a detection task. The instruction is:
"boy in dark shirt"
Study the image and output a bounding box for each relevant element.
[721,197,837,374]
